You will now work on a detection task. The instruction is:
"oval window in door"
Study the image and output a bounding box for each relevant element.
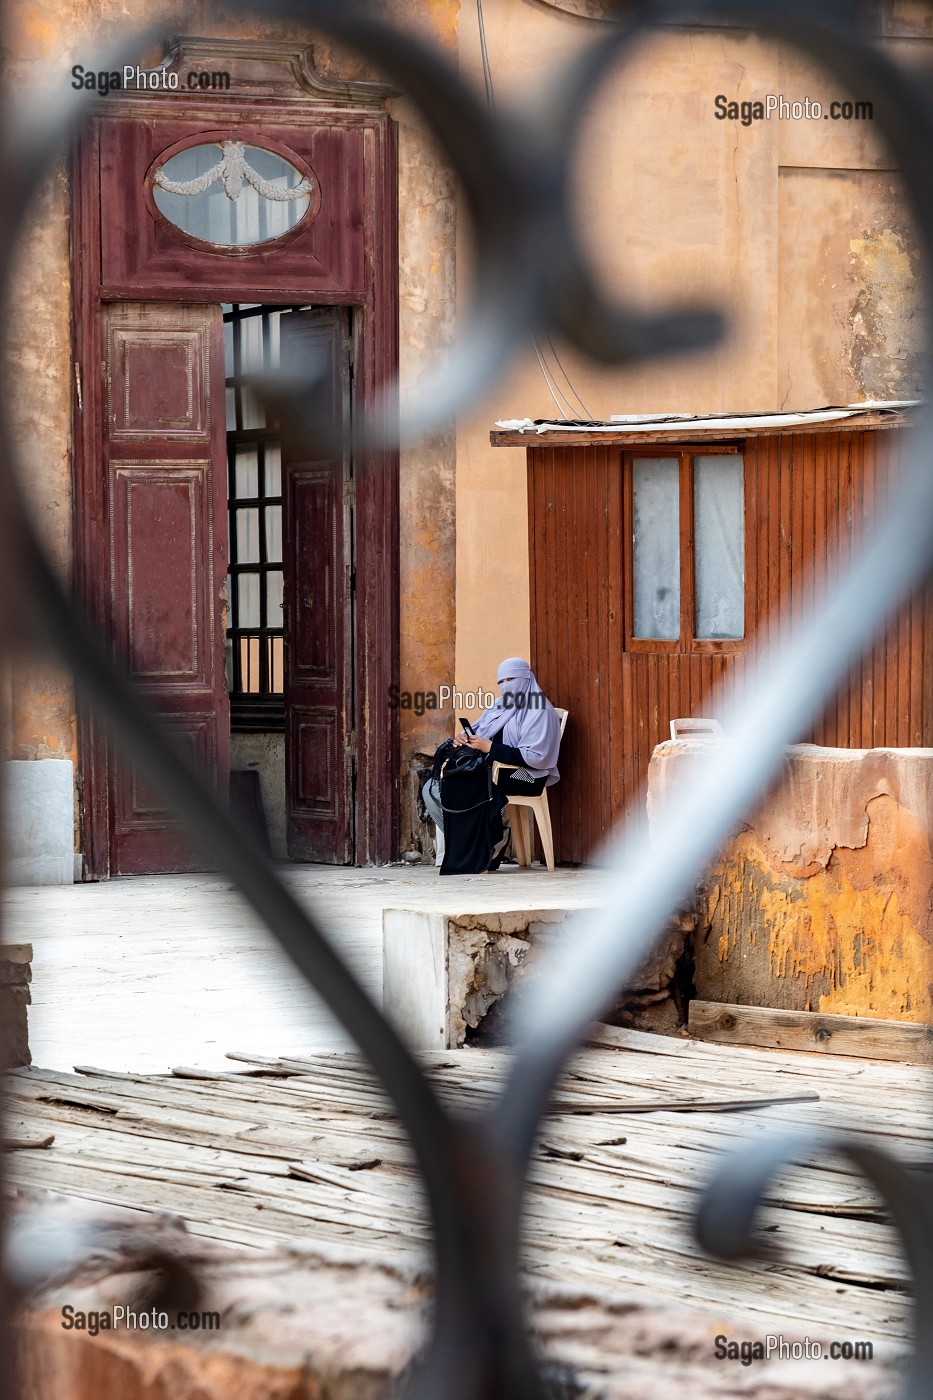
[151,140,315,247]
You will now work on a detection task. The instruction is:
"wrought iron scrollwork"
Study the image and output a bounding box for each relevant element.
[1,2,932,1397]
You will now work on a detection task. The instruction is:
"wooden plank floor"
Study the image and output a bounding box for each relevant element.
[5,1026,922,1353]
[2,865,608,1072]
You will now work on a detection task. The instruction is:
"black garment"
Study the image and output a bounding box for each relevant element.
[489,739,526,767]
[438,742,548,874]
[438,759,502,875]
[489,740,548,797]
[496,769,547,798]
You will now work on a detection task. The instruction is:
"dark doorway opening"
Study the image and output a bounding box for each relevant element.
[225,302,356,865]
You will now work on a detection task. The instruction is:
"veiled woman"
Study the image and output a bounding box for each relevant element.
[424,658,562,875]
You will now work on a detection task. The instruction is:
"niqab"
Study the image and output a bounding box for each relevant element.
[473,657,561,785]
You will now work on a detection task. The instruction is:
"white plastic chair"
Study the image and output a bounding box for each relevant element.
[492,707,568,872]
[669,716,724,741]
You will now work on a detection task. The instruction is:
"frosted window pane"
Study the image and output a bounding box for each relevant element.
[236,508,260,564]
[225,387,236,431]
[235,446,258,498]
[265,444,281,495]
[694,455,744,639]
[237,574,260,629]
[266,505,282,563]
[267,571,284,627]
[268,311,282,368]
[240,385,265,430]
[152,143,312,247]
[633,458,680,640]
[240,316,264,373]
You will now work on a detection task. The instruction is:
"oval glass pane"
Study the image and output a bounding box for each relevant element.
[152,141,313,247]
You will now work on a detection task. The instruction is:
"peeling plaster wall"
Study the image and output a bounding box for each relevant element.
[778,169,924,407]
[396,101,458,853]
[3,161,76,773]
[2,145,78,839]
[649,741,933,1022]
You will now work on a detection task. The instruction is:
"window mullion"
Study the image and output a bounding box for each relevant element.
[680,452,695,649]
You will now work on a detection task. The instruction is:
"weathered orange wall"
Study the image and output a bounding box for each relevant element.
[650,742,933,1021]
[4,146,75,768]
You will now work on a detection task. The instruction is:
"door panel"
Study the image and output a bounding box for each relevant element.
[280,309,353,863]
[112,466,208,680]
[104,303,229,874]
[109,326,208,438]
[292,471,337,677]
[292,708,340,811]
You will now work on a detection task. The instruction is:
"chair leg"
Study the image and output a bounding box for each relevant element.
[508,805,530,866]
[533,796,555,872]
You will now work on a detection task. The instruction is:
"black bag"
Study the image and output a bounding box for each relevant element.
[432,738,492,812]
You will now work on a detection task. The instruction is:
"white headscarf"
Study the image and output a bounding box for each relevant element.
[473,658,561,785]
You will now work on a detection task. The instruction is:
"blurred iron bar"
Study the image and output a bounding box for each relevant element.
[0,2,932,1396]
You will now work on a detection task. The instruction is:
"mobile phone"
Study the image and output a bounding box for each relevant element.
[458,717,475,735]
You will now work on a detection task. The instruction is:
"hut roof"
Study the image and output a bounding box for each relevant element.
[491,401,920,447]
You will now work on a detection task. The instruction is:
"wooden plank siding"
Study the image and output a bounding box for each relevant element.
[527,428,933,864]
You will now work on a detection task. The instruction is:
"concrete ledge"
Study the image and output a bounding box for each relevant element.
[383,898,693,1051]
[3,759,75,886]
[1,942,32,1067]
[383,907,576,1050]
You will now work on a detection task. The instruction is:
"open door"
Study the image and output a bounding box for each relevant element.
[103,302,229,874]
[280,309,355,863]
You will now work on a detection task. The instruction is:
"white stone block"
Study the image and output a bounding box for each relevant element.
[3,760,75,886]
[382,910,448,1052]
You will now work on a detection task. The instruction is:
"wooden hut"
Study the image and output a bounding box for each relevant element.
[491,404,929,864]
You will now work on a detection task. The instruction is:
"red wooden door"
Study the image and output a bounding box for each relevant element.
[280,309,354,863]
[103,302,229,874]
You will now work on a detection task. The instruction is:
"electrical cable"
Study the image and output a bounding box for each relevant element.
[545,333,594,420]
[476,0,496,110]
[530,334,574,419]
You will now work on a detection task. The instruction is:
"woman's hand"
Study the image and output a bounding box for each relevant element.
[465,734,492,753]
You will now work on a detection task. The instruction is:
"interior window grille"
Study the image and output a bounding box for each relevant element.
[224,303,302,731]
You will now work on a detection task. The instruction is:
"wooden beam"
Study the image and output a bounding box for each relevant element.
[688,999,933,1063]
